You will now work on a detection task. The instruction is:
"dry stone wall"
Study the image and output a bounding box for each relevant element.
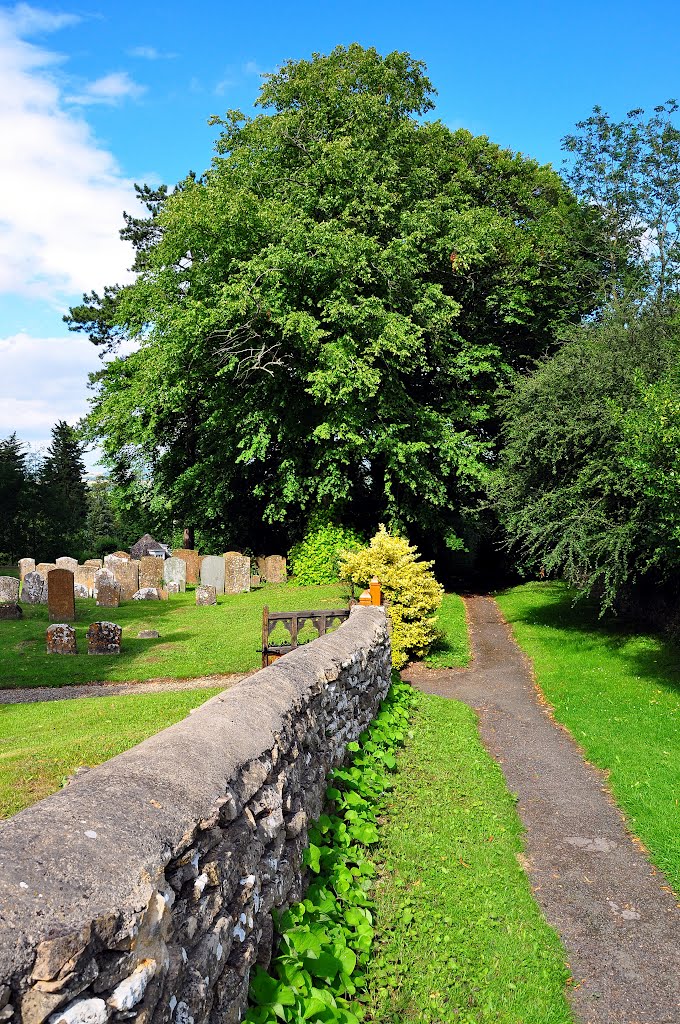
[0,607,391,1024]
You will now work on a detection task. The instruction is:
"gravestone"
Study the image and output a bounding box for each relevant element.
[264,555,287,583]
[0,577,20,603]
[113,561,139,600]
[0,603,22,620]
[112,551,130,560]
[93,567,114,597]
[196,585,217,606]
[35,562,56,579]
[56,556,78,573]
[138,629,160,639]
[133,587,161,600]
[87,621,122,655]
[166,581,181,594]
[96,580,120,608]
[21,571,47,605]
[74,582,89,599]
[163,557,187,593]
[46,624,77,655]
[140,556,164,590]
[172,548,200,584]
[223,552,251,594]
[18,558,35,580]
[200,555,225,595]
[74,565,95,597]
[84,558,103,568]
[47,568,75,622]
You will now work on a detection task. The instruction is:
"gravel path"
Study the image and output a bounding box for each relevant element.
[0,673,249,704]
[404,595,680,1024]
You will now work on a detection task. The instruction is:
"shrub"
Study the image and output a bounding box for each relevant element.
[289,524,363,585]
[339,525,443,667]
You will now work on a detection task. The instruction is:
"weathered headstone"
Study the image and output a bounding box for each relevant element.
[132,587,161,600]
[18,558,35,580]
[0,603,22,620]
[46,624,77,654]
[47,568,75,622]
[112,551,130,560]
[138,629,160,639]
[140,555,164,590]
[35,562,56,579]
[163,556,187,593]
[196,585,217,606]
[84,558,103,568]
[93,567,114,597]
[251,574,261,587]
[172,548,200,584]
[166,581,181,594]
[113,560,139,601]
[200,555,225,595]
[87,621,122,655]
[0,577,20,603]
[263,555,287,583]
[223,552,251,594]
[21,571,47,604]
[55,556,78,573]
[74,565,96,597]
[96,580,120,608]
[74,582,89,599]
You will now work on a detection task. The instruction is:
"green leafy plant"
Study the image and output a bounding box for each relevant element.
[339,526,443,668]
[245,676,416,1024]
[289,525,364,586]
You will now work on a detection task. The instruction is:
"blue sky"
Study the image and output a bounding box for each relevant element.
[1,0,678,466]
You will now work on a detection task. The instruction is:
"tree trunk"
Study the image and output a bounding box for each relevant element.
[183,525,195,550]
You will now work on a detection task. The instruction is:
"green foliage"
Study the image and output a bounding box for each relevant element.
[39,421,88,559]
[491,305,680,610]
[498,582,680,894]
[339,526,443,667]
[424,592,471,668]
[68,44,602,556]
[289,525,364,585]
[0,434,31,562]
[245,676,416,1024]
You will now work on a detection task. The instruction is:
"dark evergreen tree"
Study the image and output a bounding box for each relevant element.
[0,433,28,562]
[40,421,88,559]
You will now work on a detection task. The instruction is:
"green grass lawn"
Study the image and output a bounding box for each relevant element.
[0,583,349,689]
[496,582,680,895]
[0,688,219,817]
[425,593,470,668]
[364,692,574,1023]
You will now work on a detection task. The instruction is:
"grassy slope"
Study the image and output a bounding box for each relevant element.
[365,693,574,1024]
[425,593,471,668]
[496,582,680,894]
[0,688,219,817]
[0,583,348,688]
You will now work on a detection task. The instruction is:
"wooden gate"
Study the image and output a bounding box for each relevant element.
[260,606,351,667]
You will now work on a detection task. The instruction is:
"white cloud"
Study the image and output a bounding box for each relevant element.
[0,5,142,304]
[127,45,176,60]
[66,70,146,105]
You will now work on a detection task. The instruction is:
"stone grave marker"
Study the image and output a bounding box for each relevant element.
[224,551,250,594]
[163,556,187,593]
[18,558,35,580]
[47,568,75,622]
[264,555,287,583]
[166,581,181,594]
[133,587,161,600]
[138,629,160,639]
[113,561,139,601]
[87,621,122,655]
[35,562,56,579]
[74,582,89,599]
[21,571,47,604]
[74,565,96,597]
[200,555,225,595]
[196,585,217,606]
[0,577,20,603]
[0,603,22,620]
[172,548,200,584]
[93,567,114,597]
[112,551,130,560]
[46,624,77,655]
[84,558,103,568]
[56,556,78,573]
[140,555,164,590]
[96,580,120,608]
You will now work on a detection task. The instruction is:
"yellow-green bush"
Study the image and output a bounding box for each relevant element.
[339,525,443,668]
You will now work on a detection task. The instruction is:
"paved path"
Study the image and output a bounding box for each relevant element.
[0,673,247,704]
[403,595,680,1024]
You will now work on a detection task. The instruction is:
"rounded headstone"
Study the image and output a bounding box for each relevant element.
[0,576,20,603]
[21,571,47,605]
[163,556,187,592]
[47,568,75,622]
[46,623,77,654]
[87,621,122,655]
[56,556,78,573]
[18,558,35,581]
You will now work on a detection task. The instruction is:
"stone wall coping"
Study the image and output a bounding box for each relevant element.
[0,606,387,982]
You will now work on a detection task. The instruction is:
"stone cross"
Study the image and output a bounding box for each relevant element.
[0,576,20,603]
[87,621,122,655]
[47,568,75,622]
[46,624,77,655]
[18,558,35,580]
[163,557,187,593]
[200,555,225,595]
[223,552,251,594]
[21,571,47,605]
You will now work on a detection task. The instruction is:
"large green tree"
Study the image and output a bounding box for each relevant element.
[68,45,603,562]
[40,421,88,559]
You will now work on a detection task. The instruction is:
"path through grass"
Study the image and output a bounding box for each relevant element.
[365,691,574,1024]
[425,593,470,668]
[497,582,680,894]
[0,688,220,817]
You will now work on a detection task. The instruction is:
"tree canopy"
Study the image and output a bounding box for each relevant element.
[68,45,603,562]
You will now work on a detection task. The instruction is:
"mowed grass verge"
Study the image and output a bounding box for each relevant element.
[426,593,470,668]
[365,692,574,1024]
[496,582,680,894]
[0,583,349,688]
[0,688,219,817]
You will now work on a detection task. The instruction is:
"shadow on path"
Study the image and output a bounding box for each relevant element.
[403,595,680,1024]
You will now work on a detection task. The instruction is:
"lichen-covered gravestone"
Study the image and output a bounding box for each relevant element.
[200,555,225,595]
[18,558,35,580]
[87,621,122,655]
[46,624,77,654]
[195,585,217,606]
[0,577,20,603]
[139,555,164,590]
[21,571,47,604]
[223,552,250,594]
[132,587,160,600]
[166,581,181,594]
[264,555,287,583]
[55,556,78,572]
[93,567,114,598]
[96,580,121,608]
[35,562,56,578]
[74,565,95,597]
[113,560,139,600]
[163,556,187,593]
[172,547,200,583]
[84,558,103,568]
[47,568,75,622]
